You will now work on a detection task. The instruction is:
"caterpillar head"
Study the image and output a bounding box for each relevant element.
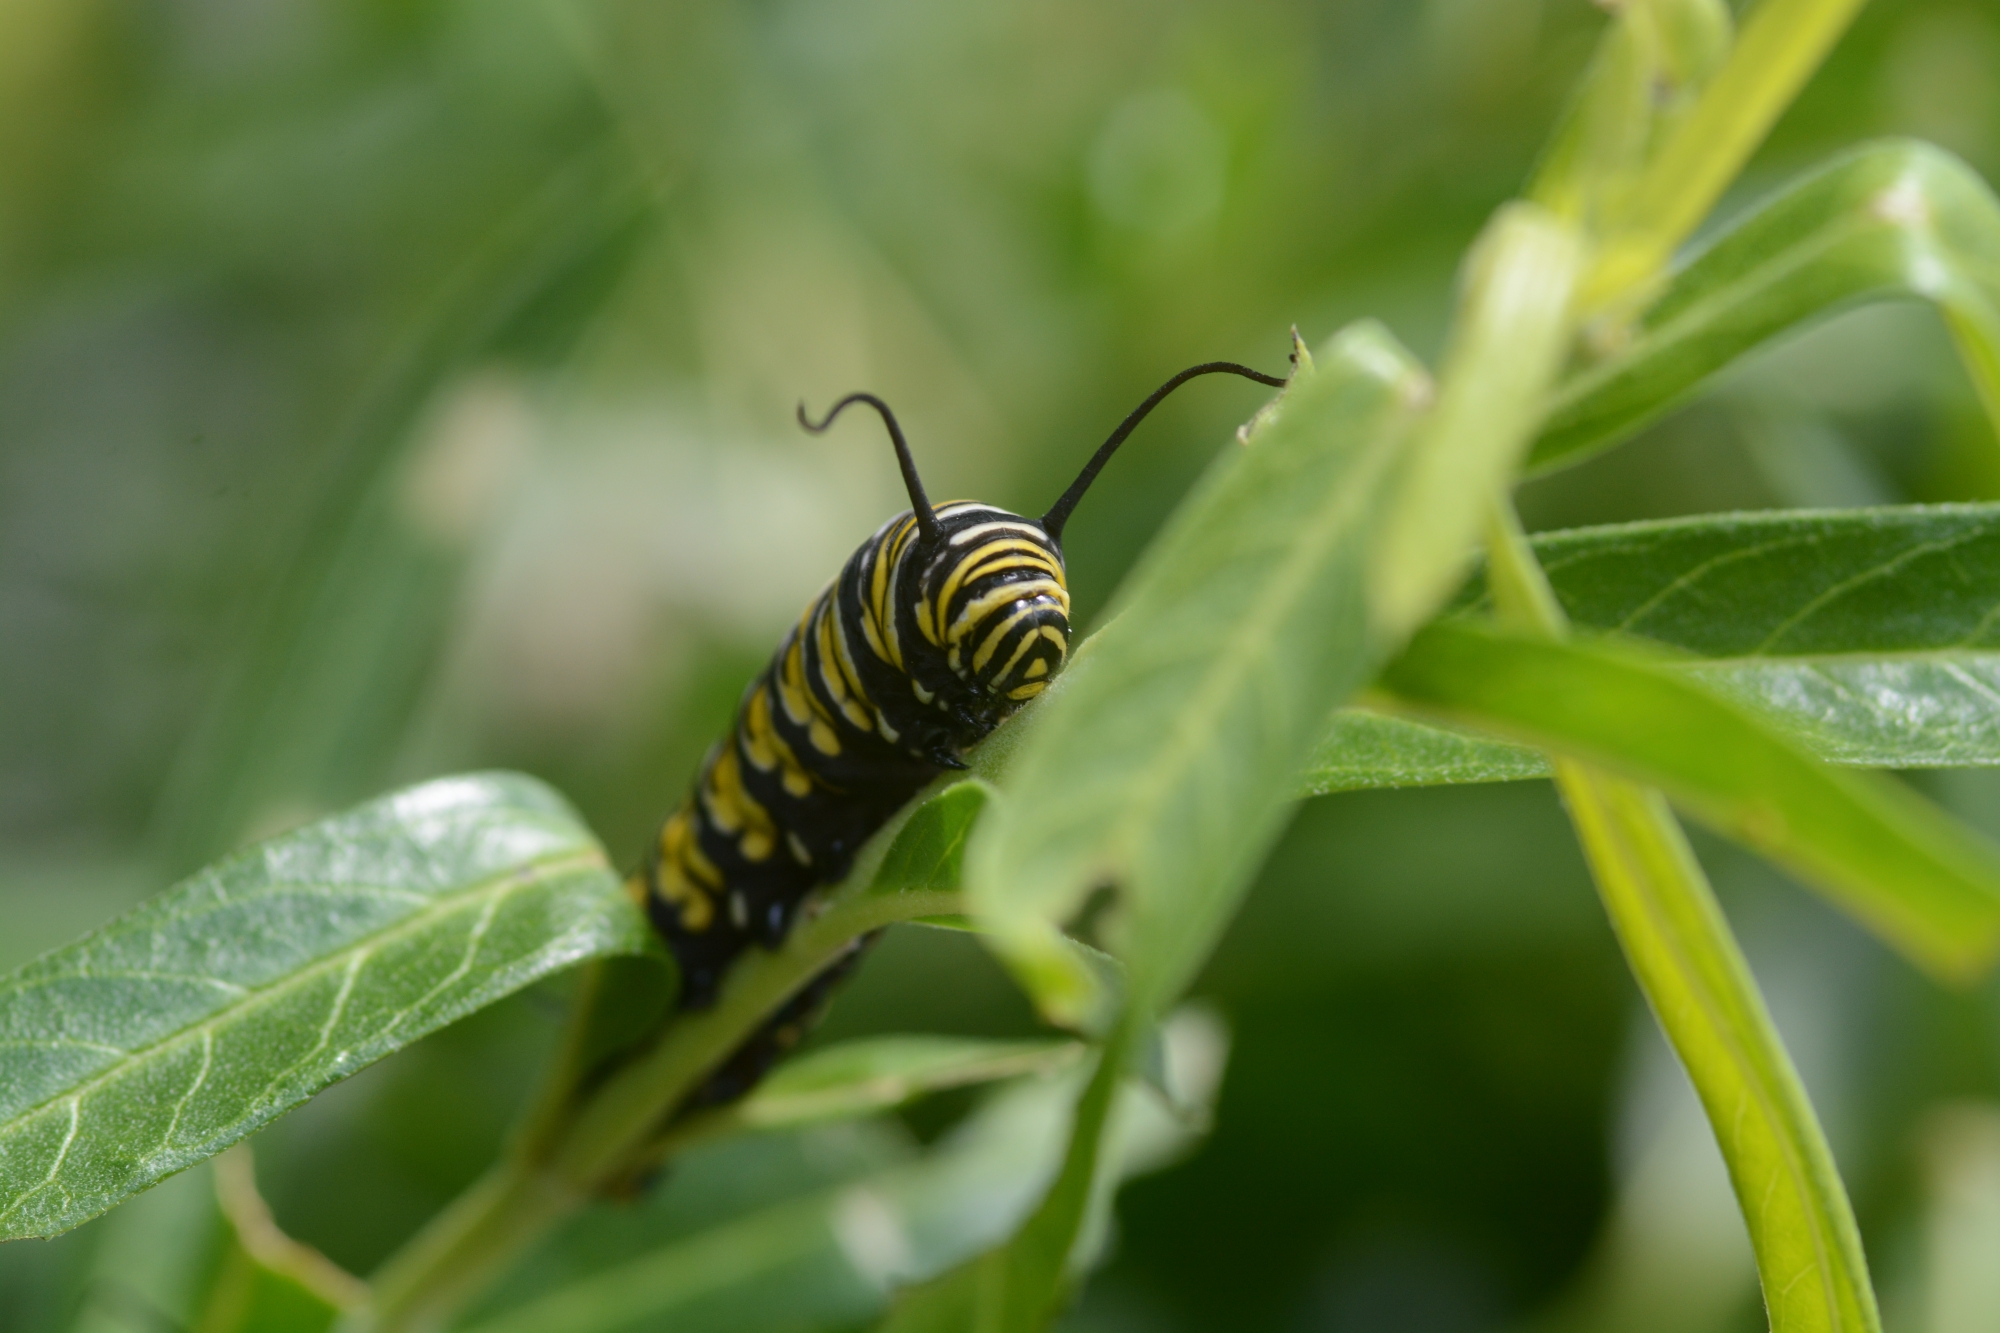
[798,357,1284,731]
[920,504,1070,705]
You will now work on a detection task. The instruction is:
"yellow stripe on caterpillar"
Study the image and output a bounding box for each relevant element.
[741,685,815,799]
[826,597,875,707]
[813,599,874,730]
[947,519,1050,546]
[656,808,720,932]
[971,602,1044,673]
[947,579,1067,645]
[981,608,1058,679]
[930,539,1061,640]
[701,746,778,862]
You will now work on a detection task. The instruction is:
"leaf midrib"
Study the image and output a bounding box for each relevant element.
[0,846,608,1159]
[1100,407,1408,882]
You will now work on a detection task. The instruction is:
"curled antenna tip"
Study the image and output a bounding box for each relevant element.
[1040,358,1288,544]
[795,390,942,541]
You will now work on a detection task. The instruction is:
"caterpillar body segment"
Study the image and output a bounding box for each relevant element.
[633,501,1071,1007]
[628,360,1287,1108]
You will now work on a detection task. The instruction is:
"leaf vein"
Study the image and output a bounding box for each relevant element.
[0,1099,80,1224]
[154,1030,213,1158]
[377,885,510,1042]
[0,847,606,1161]
[1609,535,1821,636]
[1750,533,1983,655]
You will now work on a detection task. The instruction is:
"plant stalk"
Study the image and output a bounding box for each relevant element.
[1483,495,1881,1332]
[356,886,965,1333]
[354,1162,582,1333]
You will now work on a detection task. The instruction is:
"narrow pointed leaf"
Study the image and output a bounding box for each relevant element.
[1373,204,1586,637]
[730,1036,1084,1131]
[1380,622,2000,981]
[875,1029,1133,1333]
[867,782,993,898]
[1303,709,1551,793]
[1506,503,2000,768]
[1479,494,1883,1333]
[947,213,1578,1332]
[1577,0,1869,310]
[0,773,649,1239]
[872,1009,1226,1333]
[1535,140,2000,473]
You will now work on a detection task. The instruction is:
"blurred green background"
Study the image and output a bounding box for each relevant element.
[4,1,2000,1329]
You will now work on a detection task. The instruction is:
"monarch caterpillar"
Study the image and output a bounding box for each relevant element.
[632,359,1287,1104]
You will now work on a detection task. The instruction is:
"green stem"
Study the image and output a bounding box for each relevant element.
[1483,496,1880,1332]
[506,959,617,1166]
[1000,1015,1136,1323]
[1943,297,2000,447]
[357,1163,581,1333]
[550,888,964,1184]
[358,886,965,1333]
[1584,0,1869,312]
[1555,765,1879,1331]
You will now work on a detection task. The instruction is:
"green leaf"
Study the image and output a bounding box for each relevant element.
[963,320,1431,1024]
[1499,503,2000,659]
[871,1008,1227,1333]
[1518,503,2000,768]
[1379,622,2000,982]
[729,1036,1084,1132]
[1536,140,2000,474]
[1576,0,1870,312]
[1529,0,1731,234]
[867,782,994,897]
[1373,204,1587,638]
[64,1159,221,1333]
[1308,503,2000,790]
[453,1012,1224,1333]
[1478,496,1881,1333]
[0,773,650,1240]
[1556,768,1880,1333]
[366,780,993,1333]
[875,1027,1133,1333]
[944,215,1578,1331]
[1303,709,1551,793]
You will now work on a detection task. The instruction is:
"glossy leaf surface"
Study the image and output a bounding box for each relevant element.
[1307,504,2000,792]
[0,773,649,1239]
